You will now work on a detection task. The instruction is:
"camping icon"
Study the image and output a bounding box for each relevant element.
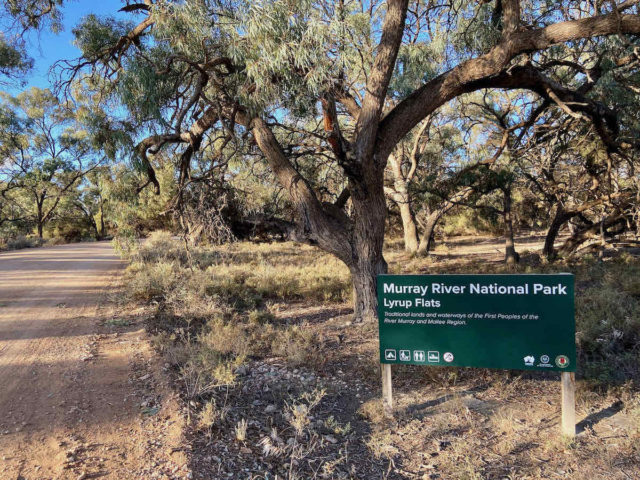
[385,349,397,361]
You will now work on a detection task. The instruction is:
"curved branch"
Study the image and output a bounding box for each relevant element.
[379,12,640,156]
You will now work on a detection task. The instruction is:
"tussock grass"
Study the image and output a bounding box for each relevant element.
[123,234,347,403]
[119,233,640,479]
[126,233,640,394]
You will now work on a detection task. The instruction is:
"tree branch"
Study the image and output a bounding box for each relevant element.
[379,12,640,156]
[354,0,408,170]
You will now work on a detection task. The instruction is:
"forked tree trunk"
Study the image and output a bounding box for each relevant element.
[503,188,519,264]
[385,153,419,253]
[398,200,419,253]
[417,211,440,254]
[90,217,100,240]
[349,178,388,323]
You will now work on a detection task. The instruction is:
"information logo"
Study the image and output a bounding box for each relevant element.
[428,351,440,362]
[555,355,570,368]
[384,349,396,361]
[399,350,411,362]
[413,350,426,362]
[443,352,454,363]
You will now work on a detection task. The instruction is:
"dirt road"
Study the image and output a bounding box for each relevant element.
[0,242,187,480]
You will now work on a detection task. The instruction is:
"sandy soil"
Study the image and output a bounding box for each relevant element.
[0,242,188,480]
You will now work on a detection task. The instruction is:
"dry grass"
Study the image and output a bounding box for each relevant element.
[119,232,640,479]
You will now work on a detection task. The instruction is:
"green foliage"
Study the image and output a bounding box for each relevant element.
[0,34,32,82]
[3,0,64,32]
[72,14,133,59]
[0,87,106,240]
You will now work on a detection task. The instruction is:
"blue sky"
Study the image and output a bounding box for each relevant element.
[9,0,128,93]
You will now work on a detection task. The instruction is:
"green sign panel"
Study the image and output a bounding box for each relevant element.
[378,274,575,372]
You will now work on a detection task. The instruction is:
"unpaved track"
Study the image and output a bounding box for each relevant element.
[0,242,187,480]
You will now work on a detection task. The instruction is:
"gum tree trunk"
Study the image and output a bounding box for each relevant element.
[543,206,572,260]
[503,187,519,264]
[417,211,440,254]
[36,197,45,239]
[349,174,389,322]
[385,152,420,253]
[398,200,419,253]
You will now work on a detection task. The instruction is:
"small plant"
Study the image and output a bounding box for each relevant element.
[105,318,131,327]
[248,309,276,325]
[287,389,326,437]
[271,325,321,367]
[234,418,248,442]
[366,430,398,459]
[323,415,351,436]
[358,399,386,425]
[198,399,229,436]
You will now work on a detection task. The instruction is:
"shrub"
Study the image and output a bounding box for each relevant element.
[136,231,188,264]
[126,261,181,301]
[271,325,322,366]
[6,235,44,250]
[575,257,640,383]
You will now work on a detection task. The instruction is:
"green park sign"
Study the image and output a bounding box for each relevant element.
[378,274,576,372]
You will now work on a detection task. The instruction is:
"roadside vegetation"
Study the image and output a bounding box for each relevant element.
[117,231,640,479]
[2,0,640,478]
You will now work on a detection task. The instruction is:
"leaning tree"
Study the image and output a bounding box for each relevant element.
[50,0,640,321]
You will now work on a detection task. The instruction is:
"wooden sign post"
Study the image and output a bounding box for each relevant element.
[377,274,578,436]
[561,372,576,437]
[381,363,393,416]
[380,367,576,435]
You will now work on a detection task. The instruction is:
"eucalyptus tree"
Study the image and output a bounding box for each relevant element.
[52,0,640,321]
[67,167,112,239]
[0,88,101,237]
[0,0,64,83]
[506,93,639,259]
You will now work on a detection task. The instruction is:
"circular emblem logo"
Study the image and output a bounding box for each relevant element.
[443,352,454,363]
[540,355,550,364]
[555,355,570,368]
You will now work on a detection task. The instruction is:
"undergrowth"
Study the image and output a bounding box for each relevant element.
[122,231,349,399]
[123,232,640,395]
[118,232,640,477]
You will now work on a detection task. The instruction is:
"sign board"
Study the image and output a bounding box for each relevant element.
[378,274,575,372]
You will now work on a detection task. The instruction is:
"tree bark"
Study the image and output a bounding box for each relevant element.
[385,183,419,252]
[90,217,100,240]
[36,198,44,239]
[543,206,572,260]
[503,187,519,264]
[349,169,389,322]
[398,201,419,253]
[99,211,106,238]
[417,211,441,254]
[350,254,388,323]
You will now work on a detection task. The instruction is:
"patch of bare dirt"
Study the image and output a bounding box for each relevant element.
[0,243,188,480]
